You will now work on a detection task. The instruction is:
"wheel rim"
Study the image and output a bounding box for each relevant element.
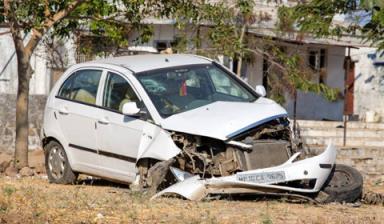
[48,146,66,179]
[328,169,352,188]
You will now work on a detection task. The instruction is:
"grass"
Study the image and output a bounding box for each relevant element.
[0,176,383,224]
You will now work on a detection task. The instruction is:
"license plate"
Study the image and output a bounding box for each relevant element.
[236,171,286,184]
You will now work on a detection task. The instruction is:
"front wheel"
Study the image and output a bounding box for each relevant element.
[317,164,363,203]
[44,141,77,184]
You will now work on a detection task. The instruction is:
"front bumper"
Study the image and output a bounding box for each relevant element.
[152,144,337,201]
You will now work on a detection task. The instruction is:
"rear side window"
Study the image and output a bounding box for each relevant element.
[58,69,102,105]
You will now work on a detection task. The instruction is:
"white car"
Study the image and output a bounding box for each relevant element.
[42,54,362,203]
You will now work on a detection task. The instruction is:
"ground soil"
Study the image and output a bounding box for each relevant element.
[0,150,383,224]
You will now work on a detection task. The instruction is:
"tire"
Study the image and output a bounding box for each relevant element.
[319,164,363,203]
[44,141,77,184]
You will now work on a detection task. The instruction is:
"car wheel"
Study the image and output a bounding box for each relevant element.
[318,164,363,203]
[44,141,77,184]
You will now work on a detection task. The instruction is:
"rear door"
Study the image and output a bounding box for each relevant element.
[54,69,104,170]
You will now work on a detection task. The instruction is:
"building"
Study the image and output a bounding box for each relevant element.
[0,1,378,122]
[351,47,384,122]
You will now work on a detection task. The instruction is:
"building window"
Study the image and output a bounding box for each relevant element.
[308,48,327,84]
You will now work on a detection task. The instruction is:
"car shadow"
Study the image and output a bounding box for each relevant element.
[73,178,317,204]
[76,177,130,189]
[210,193,319,204]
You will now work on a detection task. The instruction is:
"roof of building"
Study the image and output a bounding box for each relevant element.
[89,54,212,73]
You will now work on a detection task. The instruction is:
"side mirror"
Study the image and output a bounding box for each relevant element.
[122,102,140,116]
[255,85,266,97]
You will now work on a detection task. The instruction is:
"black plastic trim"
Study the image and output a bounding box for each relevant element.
[320,164,333,169]
[68,143,136,163]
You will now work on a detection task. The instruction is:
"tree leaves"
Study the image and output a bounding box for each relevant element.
[278,0,384,49]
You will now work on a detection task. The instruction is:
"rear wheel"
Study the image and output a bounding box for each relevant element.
[317,164,363,203]
[44,141,77,184]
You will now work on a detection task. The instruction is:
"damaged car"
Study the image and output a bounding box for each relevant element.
[42,54,363,203]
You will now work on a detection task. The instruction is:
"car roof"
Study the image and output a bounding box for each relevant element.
[81,54,212,73]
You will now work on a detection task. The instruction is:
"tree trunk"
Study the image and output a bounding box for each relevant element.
[236,24,247,76]
[14,59,32,169]
[236,56,243,76]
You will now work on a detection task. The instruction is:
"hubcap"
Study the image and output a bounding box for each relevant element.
[328,170,352,188]
[48,147,66,179]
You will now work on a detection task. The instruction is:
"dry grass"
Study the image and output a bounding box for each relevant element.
[0,177,383,224]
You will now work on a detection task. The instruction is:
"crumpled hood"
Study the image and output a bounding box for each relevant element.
[160,98,288,140]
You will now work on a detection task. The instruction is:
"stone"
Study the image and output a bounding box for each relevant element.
[0,161,10,173]
[5,166,18,177]
[94,213,105,223]
[32,163,46,174]
[19,167,34,177]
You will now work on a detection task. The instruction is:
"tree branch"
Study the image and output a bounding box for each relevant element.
[4,0,27,54]
[244,47,288,72]
[44,0,52,17]
[25,0,88,57]
[0,30,11,36]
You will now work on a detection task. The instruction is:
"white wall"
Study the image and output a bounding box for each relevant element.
[244,54,264,88]
[0,28,18,94]
[284,46,345,121]
[0,28,51,95]
[352,47,384,121]
[29,45,50,95]
[241,42,346,121]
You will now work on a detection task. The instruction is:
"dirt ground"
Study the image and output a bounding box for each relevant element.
[0,150,383,224]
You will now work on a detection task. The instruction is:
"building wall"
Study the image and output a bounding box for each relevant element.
[243,54,264,88]
[0,94,46,152]
[0,28,51,95]
[284,46,345,121]
[352,47,384,122]
[241,42,346,121]
[0,28,18,94]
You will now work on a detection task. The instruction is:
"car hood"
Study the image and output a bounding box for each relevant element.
[160,97,288,141]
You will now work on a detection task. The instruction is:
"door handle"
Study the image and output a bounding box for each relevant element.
[58,108,69,115]
[98,117,109,125]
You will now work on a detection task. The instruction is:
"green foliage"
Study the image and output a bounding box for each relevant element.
[173,0,339,103]
[0,0,205,56]
[363,2,384,49]
[278,0,384,49]
[3,185,16,197]
[1,0,340,104]
[0,2,5,23]
[259,44,339,104]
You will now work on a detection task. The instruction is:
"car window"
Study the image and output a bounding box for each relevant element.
[102,72,139,112]
[208,68,251,100]
[58,69,102,105]
[136,64,257,117]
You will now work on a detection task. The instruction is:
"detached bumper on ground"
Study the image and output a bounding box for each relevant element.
[152,144,337,201]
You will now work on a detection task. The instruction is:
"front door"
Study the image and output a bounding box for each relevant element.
[96,71,146,182]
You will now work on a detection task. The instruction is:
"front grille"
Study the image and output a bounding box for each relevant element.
[244,140,291,170]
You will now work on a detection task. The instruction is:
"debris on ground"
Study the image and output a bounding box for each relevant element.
[363,191,384,205]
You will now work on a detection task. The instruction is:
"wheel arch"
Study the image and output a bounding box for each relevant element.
[41,134,76,169]
[42,136,62,149]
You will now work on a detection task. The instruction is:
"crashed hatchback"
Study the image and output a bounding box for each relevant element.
[42,54,363,203]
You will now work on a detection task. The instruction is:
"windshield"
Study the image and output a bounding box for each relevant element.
[136,63,258,117]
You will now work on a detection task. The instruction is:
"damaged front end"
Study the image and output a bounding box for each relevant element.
[153,144,336,200]
[150,117,337,201]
